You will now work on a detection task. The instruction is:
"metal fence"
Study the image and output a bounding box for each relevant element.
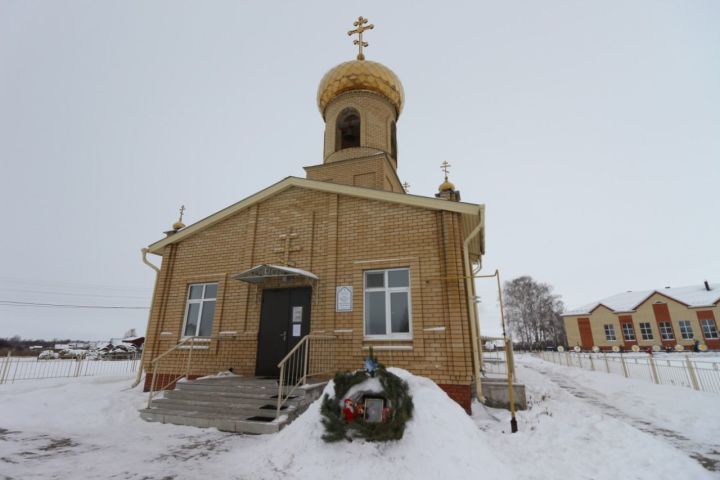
[480,336,516,378]
[0,353,141,384]
[536,351,720,394]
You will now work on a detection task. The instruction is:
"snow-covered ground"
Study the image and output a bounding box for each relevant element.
[477,355,719,479]
[0,357,718,479]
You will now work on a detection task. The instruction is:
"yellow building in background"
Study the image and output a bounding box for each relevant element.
[563,283,720,351]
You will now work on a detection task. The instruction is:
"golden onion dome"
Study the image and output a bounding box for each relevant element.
[439,179,456,192]
[317,59,404,117]
[172,221,186,230]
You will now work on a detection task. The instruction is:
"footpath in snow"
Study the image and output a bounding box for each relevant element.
[476,355,719,479]
[0,358,718,479]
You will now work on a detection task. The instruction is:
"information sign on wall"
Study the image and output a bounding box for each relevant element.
[336,286,353,312]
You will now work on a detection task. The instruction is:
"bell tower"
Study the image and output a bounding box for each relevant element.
[305,17,406,193]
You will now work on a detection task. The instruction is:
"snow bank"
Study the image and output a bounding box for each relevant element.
[229,368,510,479]
[4,362,714,479]
[474,356,717,479]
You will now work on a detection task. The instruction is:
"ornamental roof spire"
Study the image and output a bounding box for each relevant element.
[348,16,374,60]
[172,205,186,231]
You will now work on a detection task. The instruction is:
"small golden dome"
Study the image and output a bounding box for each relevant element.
[439,179,456,192]
[172,221,186,230]
[317,59,404,117]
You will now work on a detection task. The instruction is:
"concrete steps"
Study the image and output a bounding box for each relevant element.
[139,375,325,434]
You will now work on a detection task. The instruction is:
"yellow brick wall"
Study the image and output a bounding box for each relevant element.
[323,90,397,166]
[304,154,404,193]
[144,186,475,386]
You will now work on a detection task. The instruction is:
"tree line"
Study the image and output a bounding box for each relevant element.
[503,276,567,349]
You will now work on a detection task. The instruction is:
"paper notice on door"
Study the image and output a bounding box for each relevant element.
[292,324,301,337]
[292,306,303,323]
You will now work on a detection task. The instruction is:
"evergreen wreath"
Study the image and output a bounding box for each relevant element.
[320,352,414,443]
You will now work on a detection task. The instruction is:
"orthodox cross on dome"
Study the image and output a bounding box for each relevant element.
[348,16,374,60]
[172,205,186,230]
[440,161,452,181]
[402,182,411,193]
[274,228,303,266]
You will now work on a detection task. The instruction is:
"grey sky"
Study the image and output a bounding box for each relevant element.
[1,1,718,340]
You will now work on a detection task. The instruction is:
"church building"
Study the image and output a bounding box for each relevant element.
[141,18,486,414]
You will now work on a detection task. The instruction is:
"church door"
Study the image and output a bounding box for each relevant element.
[256,287,312,377]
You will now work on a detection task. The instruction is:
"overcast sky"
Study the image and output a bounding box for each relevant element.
[1,0,718,340]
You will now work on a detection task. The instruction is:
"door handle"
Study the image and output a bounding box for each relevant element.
[280,331,287,342]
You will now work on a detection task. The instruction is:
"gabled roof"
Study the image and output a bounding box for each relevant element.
[147,176,484,255]
[563,283,720,316]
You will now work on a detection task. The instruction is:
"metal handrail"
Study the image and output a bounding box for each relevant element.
[146,335,237,408]
[146,333,337,415]
[147,336,198,408]
[276,334,336,418]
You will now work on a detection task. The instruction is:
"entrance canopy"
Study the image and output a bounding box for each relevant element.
[231,264,319,284]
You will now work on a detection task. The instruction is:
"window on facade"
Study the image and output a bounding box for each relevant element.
[639,322,653,340]
[364,268,411,338]
[604,324,616,341]
[658,321,674,340]
[337,108,361,150]
[678,320,694,340]
[621,323,636,341]
[182,283,218,337]
[700,319,719,339]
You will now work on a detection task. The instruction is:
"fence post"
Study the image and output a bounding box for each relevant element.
[604,353,610,373]
[578,354,583,369]
[648,356,660,384]
[620,353,629,378]
[685,355,700,391]
[565,352,570,366]
[589,354,595,371]
[74,357,83,377]
[0,352,10,384]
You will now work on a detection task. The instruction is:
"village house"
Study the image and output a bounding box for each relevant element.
[563,282,720,351]
[139,18,486,431]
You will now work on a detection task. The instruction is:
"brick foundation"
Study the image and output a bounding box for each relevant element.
[438,383,472,414]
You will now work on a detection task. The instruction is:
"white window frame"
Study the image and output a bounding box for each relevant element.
[658,321,674,340]
[603,324,616,342]
[621,323,636,341]
[700,319,719,339]
[639,322,654,341]
[678,320,694,340]
[181,283,218,338]
[363,268,412,340]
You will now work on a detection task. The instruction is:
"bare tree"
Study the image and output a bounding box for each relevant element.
[503,276,566,349]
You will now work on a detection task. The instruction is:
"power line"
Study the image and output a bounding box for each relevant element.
[0,300,149,310]
[0,276,149,293]
[0,287,150,300]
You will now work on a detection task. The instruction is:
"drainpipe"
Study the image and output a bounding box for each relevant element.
[462,209,484,401]
[132,248,160,388]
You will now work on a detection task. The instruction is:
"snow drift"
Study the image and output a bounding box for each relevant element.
[230,368,510,479]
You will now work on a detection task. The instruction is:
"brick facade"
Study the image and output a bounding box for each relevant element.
[143,186,481,409]
[143,63,485,413]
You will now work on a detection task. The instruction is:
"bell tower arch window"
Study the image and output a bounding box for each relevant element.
[336,108,361,150]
